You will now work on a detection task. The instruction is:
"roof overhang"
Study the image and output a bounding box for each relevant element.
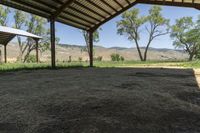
[0,26,42,45]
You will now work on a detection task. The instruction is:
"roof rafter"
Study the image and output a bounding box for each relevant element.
[61,11,94,25]
[31,0,57,10]
[101,0,118,12]
[30,0,94,27]
[113,0,124,9]
[52,0,74,19]
[51,0,63,5]
[12,0,53,14]
[59,14,91,28]
[68,6,101,22]
[0,0,51,18]
[87,0,112,16]
[125,0,131,5]
[74,1,106,19]
[90,1,137,31]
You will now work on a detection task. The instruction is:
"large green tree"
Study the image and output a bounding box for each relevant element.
[0,5,10,26]
[171,16,200,61]
[117,6,170,61]
[23,14,50,62]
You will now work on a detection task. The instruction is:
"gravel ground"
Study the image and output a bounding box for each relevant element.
[0,68,200,133]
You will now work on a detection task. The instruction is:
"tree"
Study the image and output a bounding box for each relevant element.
[0,5,10,63]
[23,14,51,62]
[82,28,101,57]
[171,16,200,61]
[117,6,170,61]
[0,5,10,26]
[13,10,27,61]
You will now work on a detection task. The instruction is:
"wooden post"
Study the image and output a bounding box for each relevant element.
[50,19,56,68]
[89,30,94,67]
[4,44,7,63]
[35,39,39,63]
[0,47,2,63]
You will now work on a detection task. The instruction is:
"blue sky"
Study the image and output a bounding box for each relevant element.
[55,4,199,49]
[7,4,200,49]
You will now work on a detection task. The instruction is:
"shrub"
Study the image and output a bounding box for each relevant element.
[111,53,120,61]
[68,56,72,62]
[78,57,82,62]
[94,56,103,61]
[26,55,37,63]
[120,56,125,61]
[111,53,125,62]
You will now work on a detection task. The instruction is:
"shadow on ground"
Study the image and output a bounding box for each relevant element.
[0,68,200,133]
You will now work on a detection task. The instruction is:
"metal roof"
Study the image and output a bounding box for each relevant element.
[0,26,42,45]
[0,0,199,31]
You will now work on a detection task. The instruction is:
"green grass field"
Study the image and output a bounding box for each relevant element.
[0,60,200,72]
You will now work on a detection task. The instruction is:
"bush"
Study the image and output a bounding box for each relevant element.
[120,56,125,61]
[111,53,120,61]
[26,55,37,63]
[94,56,103,61]
[111,53,125,62]
[78,57,82,62]
[68,56,72,62]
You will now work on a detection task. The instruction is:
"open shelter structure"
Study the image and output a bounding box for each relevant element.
[0,26,42,63]
[0,0,199,68]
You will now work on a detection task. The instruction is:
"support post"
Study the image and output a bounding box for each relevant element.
[0,47,2,63]
[35,39,39,63]
[89,30,94,67]
[50,19,56,68]
[4,44,7,63]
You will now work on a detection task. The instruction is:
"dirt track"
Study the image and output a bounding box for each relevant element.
[0,68,200,133]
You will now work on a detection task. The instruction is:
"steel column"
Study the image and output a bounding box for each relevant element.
[50,19,56,68]
[4,44,7,63]
[89,31,93,67]
[35,39,39,63]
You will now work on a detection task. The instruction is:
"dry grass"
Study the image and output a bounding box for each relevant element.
[0,68,200,133]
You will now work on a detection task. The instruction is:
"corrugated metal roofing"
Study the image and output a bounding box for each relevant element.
[0,0,199,31]
[0,26,42,45]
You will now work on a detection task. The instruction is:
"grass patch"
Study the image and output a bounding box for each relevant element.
[94,60,191,68]
[0,60,200,72]
[0,62,87,72]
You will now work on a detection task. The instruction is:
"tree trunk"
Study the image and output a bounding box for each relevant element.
[17,36,23,62]
[144,41,151,61]
[135,40,144,61]
[0,49,2,64]
[23,51,31,63]
[188,54,194,61]
[83,31,90,58]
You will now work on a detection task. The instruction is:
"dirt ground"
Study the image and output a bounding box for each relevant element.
[0,68,200,133]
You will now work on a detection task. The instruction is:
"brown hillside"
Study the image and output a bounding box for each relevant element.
[0,43,189,62]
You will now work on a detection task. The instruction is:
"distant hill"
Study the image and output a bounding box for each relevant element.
[0,43,189,62]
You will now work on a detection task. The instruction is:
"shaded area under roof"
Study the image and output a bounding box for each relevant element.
[0,0,199,31]
[0,26,42,45]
